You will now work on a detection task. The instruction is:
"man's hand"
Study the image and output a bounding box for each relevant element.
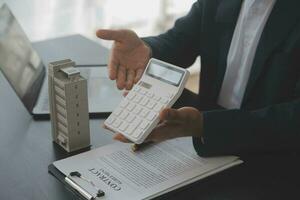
[112,107,204,143]
[96,29,151,90]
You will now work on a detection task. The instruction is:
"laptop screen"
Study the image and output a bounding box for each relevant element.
[0,4,45,112]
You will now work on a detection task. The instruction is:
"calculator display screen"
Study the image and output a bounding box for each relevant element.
[146,62,184,86]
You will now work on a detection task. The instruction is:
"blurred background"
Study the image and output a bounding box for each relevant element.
[0,0,200,93]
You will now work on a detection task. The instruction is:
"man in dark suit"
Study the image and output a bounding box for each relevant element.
[97,0,300,156]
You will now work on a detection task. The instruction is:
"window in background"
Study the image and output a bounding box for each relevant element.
[2,0,196,41]
[1,0,199,93]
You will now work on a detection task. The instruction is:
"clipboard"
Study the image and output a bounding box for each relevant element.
[48,164,105,200]
[48,163,185,200]
[48,162,242,200]
[48,163,190,200]
[48,139,243,200]
[49,164,87,200]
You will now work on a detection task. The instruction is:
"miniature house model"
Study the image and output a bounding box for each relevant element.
[48,59,90,152]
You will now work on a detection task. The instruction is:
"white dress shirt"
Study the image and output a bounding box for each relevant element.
[218,0,276,109]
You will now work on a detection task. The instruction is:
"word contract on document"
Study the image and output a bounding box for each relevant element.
[104,58,190,144]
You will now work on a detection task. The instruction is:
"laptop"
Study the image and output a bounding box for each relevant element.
[0,4,122,119]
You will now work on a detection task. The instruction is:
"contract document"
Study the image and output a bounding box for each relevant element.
[51,138,242,200]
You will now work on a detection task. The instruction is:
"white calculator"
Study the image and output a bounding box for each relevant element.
[104,58,190,144]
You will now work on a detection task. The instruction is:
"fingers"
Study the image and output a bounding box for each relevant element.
[114,66,138,90]
[159,108,183,121]
[110,65,136,90]
[108,51,118,80]
[116,67,136,90]
[116,66,126,89]
[134,68,144,83]
[123,90,129,97]
[113,134,131,143]
[126,70,135,90]
[96,29,124,42]
[144,124,178,143]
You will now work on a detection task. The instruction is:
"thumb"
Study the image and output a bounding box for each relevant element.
[159,108,184,121]
[96,29,124,42]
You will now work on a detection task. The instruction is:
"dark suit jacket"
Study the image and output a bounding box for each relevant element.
[143,0,300,156]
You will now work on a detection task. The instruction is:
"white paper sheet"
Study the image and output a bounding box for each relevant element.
[53,138,242,200]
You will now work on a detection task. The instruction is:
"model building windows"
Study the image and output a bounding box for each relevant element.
[49,60,90,152]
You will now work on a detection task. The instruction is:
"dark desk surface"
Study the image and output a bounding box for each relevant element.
[1,39,300,200]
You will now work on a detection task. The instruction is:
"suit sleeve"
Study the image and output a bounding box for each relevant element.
[193,36,300,157]
[142,0,203,68]
[193,98,300,157]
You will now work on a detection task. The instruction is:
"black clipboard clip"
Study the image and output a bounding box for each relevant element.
[65,171,105,200]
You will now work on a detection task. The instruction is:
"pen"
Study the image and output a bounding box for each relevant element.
[131,142,154,152]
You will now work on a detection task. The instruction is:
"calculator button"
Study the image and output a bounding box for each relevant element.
[133,94,143,103]
[140,108,149,117]
[132,105,142,114]
[133,86,140,92]
[112,119,122,128]
[119,122,128,131]
[146,92,154,98]
[146,100,156,109]
[160,97,168,104]
[140,97,149,106]
[120,100,129,108]
[139,120,150,129]
[126,103,135,111]
[146,111,157,121]
[119,111,129,120]
[106,116,116,124]
[153,95,161,101]
[126,92,136,100]
[132,128,143,138]
[126,114,135,123]
[132,117,142,127]
[154,103,164,112]
[113,107,123,116]
[139,88,147,95]
[126,124,137,135]
[127,118,141,134]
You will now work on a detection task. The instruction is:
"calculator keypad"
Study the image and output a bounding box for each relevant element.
[105,84,173,141]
